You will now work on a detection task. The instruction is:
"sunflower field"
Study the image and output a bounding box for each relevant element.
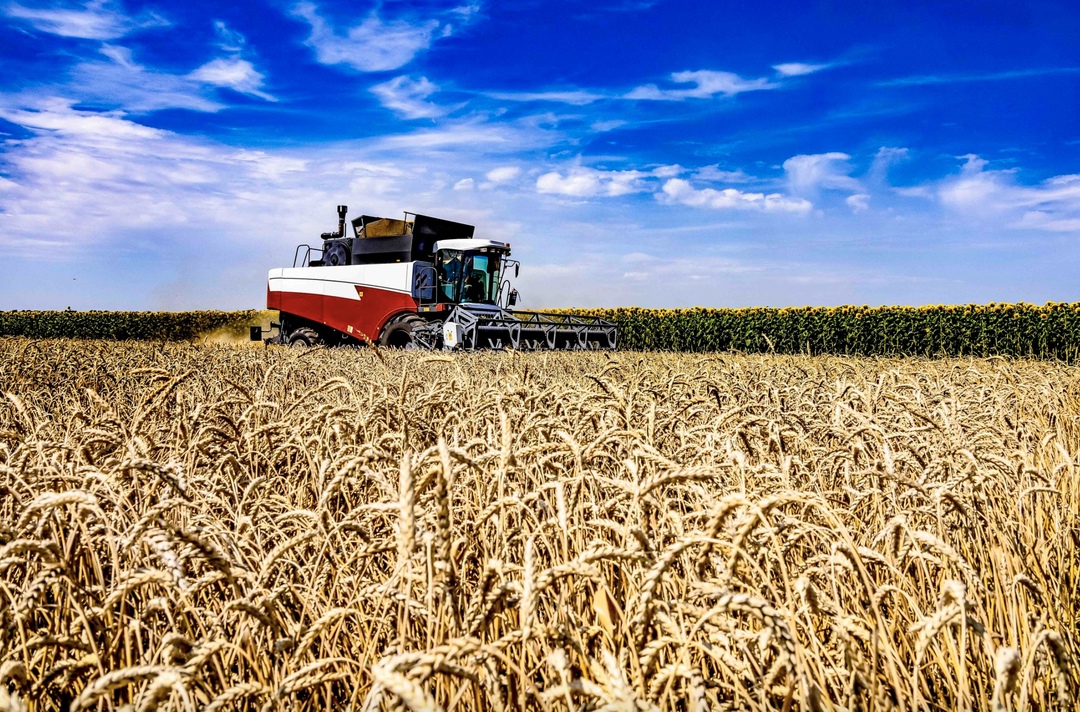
[0,310,263,342]
[2,303,1079,358]
[559,303,1080,358]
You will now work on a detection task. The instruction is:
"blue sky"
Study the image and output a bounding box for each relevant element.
[1,0,1078,310]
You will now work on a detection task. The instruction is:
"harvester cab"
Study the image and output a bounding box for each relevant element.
[430,240,515,307]
[257,205,615,350]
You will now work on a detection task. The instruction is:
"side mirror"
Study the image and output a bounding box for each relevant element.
[507,289,518,307]
[249,325,263,342]
[515,263,520,278]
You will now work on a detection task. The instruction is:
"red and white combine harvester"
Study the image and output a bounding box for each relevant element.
[254,206,617,350]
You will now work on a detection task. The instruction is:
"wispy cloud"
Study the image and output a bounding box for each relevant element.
[63,44,275,112]
[937,155,1080,232]
[693,165,753,183]
[658,178,812,213]
[69,45,223,112]
[783,152,862,196]
[1012,211,1080,233]
[869,146,909,183]
[370,75,443,119]
[879,67,1080,87]
[212,19,246,52]
[0,99,425,259]
[486,89,605,105]
[0,97,163,139]
[485,62,820,108]
[846,193,870,213]
[291,2,448,72]
[192,23,275,101]
[188,58,276,101]
[4,0,167,40]
[773,62,831,77]
[590,119,627,132]
[625,70,776,100]
[370,119,546,155]
[572,0,664,20]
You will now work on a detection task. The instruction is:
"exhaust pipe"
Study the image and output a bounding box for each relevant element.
[336,204,348,237]
[321,205,349,240]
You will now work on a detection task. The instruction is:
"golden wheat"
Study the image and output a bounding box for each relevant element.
[1,338,1078,711]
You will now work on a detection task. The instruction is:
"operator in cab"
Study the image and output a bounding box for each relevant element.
[463,271,485,302]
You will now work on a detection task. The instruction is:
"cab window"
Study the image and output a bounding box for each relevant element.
[437,250,463,302]
[461,253,501,304]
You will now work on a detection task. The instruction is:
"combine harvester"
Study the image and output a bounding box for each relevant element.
[254,206,617,350]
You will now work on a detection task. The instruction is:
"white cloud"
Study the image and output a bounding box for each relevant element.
[485,166,520,183]
[4,0,167,40]
[869,146,909,183]
[1013,211,1080,232]
[486,63,813,110]
[693,165,753,183]
[880,68,1080,87]
[3,97,1078,310]
[894,185,932,198]
[487,90,604,105]
[783,152,862,196]
[291,2,444,72]
[0,97,164,139]
[231,150,307,180]
[937,155,1080,232]
[373,122,533,152]
[0,99,562,259]
[938,155,1008,211]
[773,62,830,77]
[60,44,276,113]
[0,99,434,260]
[536,167,647,198]
[188,58,276,101]
[659,178,812,213]
[450,4,481,20]
[488,66,786,108]
[370,75,443,119]
[846,193,870,213]
[590,119,627,132]
[212,20,246,52]
[625,70,776,100]
[650,164,682,178]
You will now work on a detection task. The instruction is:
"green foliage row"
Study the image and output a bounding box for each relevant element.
[562,303,1080,359]
[4,304,1079,358]
[0,310,263,341]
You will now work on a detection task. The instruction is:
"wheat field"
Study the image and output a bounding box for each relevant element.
[1,338,1077,711]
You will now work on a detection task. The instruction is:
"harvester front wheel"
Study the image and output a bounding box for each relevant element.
[379,314,426,349]
[288,327,323,347]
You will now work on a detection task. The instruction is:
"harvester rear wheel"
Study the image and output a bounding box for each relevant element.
[379,314,426,349]
[288,327,323,347]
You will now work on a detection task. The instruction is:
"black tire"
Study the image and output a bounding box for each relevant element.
[288,327,323,347]
[379,314,426,348]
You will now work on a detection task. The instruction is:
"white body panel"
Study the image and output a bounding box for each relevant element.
[268,262,417,298]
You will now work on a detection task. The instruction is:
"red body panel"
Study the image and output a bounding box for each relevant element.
[269,285,417,342]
